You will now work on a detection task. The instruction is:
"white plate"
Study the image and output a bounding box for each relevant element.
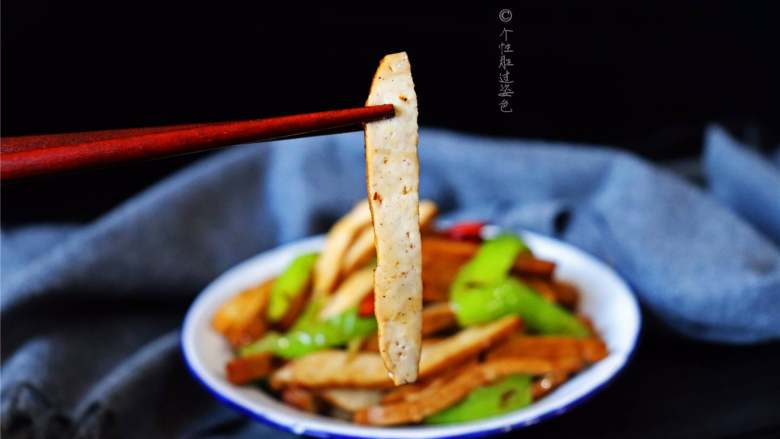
[182,231,641,438]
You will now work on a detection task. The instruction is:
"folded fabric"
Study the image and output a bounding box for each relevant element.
[704,125,780,245]
[2,125,778,438]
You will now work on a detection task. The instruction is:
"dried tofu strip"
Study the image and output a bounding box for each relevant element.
[380,382,426,404]
[282,387,319,413]
[364,51,422,385]
[271,351,391,389]
[417,316,521,379]
[313,200,372,297]
[341,200,438,276]
[270,316,520,389]
[319,266,375,319]
[355,361,481,425]
[211,279,273,347]
[486,335,608,363]
[225,353,274,385]
[319,389,384,412]
[417,200,438,230]
[341,227,376,276]
[361,303,457,353]
[420,302,457,337]
[354,357,564,425]
[532,371,569,399]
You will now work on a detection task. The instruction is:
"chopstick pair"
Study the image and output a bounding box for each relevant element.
[0,104,395,180]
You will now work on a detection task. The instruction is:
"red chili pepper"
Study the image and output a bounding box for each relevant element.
[446,221,485,241]
[358,293,375,317]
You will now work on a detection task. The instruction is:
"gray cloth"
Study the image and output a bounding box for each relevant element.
[2,125,779,438]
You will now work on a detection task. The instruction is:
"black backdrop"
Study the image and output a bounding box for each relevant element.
[2,2,778,223]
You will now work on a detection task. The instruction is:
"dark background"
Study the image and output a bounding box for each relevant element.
[2,3,780,438]
[2,2,779,224]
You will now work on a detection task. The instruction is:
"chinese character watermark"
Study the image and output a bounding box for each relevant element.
[498,10,514,113]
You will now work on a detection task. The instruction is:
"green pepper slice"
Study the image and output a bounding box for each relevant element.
[240,307,376,359]
[267,252,318,322]
[425,374,532,424]
[450,234,528,300]
[452,277,589,336]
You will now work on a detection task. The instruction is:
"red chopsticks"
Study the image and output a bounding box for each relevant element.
[0,104,395,180]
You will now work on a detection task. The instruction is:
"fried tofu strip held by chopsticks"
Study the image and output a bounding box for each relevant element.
[364,52,423,385]
[270,317,520,389]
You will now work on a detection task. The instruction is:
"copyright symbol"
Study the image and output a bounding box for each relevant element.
[498,9,512,23]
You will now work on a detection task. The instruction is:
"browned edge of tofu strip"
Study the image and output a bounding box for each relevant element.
[270,317,521,390]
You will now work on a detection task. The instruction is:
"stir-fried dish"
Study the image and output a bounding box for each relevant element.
[211,200,608,426]
[211,51,606,426]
